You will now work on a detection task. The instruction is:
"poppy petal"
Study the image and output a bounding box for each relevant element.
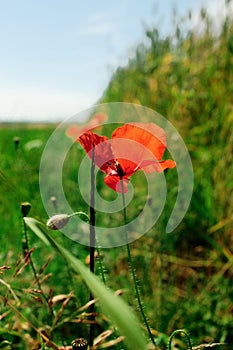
[66,125,84,140]
[66,114,107,141]
[112,122,167,161]
[78,131,114,172]
[110,138,150,175]
[115,158,138,176]
[104,175,129,193]
[88,113,107,127]
[140,159,176,173]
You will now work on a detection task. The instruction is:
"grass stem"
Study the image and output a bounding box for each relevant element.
[22,213,48,305]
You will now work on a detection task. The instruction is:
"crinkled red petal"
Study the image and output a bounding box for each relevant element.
[112,122,167,161]
[104,175,130,193]
[140,159,176,173]
[78,131,114,172]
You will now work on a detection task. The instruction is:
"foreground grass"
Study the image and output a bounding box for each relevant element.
[0,122,232,349]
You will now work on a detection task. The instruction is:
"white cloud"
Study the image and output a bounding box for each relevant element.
[0,87,98,122]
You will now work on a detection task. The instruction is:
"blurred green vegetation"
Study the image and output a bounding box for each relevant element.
[100,5,233,347]
[0,4,233,350]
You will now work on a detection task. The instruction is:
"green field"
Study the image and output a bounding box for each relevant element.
[1,7,233,350]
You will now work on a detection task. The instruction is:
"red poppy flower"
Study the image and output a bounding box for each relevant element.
[78,122,176,193]
[66,113,107,141]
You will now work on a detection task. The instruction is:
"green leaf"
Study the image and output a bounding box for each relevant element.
[24,217,148,350]
[24,217,53,246]
[40,336,45,350]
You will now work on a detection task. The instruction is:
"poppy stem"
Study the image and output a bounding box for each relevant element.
[120,179,156,347]
[89,146,96,347]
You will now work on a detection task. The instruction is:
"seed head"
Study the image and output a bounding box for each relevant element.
[13,136,20,150]
[46,214,69,230]
[21,202,31,217]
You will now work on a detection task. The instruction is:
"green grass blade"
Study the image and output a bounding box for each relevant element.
[24,217,148,350]
[24,217,51,247]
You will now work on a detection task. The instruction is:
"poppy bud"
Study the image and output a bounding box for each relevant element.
[21,202,31,217]
[50,196,58,212]
[50,196,57,205]
[46,214,69,230]
[13,136,20,150]
[71,338,88,349]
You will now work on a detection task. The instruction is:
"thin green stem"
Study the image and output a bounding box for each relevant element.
[89,146,96,347]
[22,218,46,302]
[120,179,156,347]
[95,241,106,284]
[168,329,193,350]
[21,215,55,320]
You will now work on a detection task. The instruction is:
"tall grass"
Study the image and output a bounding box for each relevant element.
[101,5,233,346]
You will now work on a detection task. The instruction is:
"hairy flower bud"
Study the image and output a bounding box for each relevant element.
[13,136,20,150]
[46,214,69,230]
[21,202,31,217]
[50,195,57,206]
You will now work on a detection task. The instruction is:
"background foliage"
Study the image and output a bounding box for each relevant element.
[101,6,233,343]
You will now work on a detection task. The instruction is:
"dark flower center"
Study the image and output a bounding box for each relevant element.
[115,161,125,177]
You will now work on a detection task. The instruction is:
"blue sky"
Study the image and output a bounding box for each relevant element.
[0,0,228,122]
